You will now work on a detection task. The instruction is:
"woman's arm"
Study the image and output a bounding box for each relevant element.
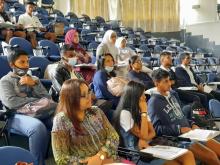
[99,109,119,159]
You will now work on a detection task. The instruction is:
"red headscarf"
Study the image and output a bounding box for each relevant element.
[65,29,86,55]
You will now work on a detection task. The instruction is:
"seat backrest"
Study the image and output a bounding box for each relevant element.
[9,37,33,56]
[38,40,60,56]
[209,99,220,118]
[42,0,54,5]
[0,146,37,165]
[0,56,11,79]
[29,56,51,78]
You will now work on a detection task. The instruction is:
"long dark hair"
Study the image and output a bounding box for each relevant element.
[56,79,88,133]
[128,55,140,71]
[113,81,145,134]
[97,53,116,77]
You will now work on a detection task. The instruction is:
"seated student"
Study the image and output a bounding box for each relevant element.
[113,81,196,165]
[18,1,56,48]
[65,29,94,83]
[128,55,154,90]
[175,52,220,107]
[49,44,113,120]
[0,0,26,43]
[49,44,84,101]
[115,37,136,77]
[52,79,119,165]
[116,37,136,64]
[159,51,206,106]
[96,30,119,61]
[148,69,220,165]
[0,50,54,165]
[93,53,120,109]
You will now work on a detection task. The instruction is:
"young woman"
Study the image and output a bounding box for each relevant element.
[96,30,118,61]
[128,55,155,90]
[52,79,119,165]
[113,81,196,165]
[65,29,94,83]
[93,53,120,110]
[116,37,136,64]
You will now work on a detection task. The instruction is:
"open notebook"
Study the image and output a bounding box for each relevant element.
[141,145,188,160]
[179,129,220,142]
[75,64,96,68]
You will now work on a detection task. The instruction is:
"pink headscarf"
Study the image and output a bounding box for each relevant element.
[65,29,86,55]
[65,29,77,45]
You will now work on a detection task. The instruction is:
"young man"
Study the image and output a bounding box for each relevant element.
[49,44,83,100]
[175,52,220,107]
[148,69,220,165]
[159,51,207,107]
[18,0,56,48]
[0,50,54,165]
[0,0,26,43]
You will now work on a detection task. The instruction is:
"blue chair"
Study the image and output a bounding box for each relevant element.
[209,99,220,129]
[88,41,99,64]
[0,146,37,165]
[154,45,163,54]
[13,2,25,12]
[41,0,54,13]
[95,16,105,24]
[209,99,220,118]
[0,56,11,79]
[9,37,34,56]
[38,39,60,61]
[36,7,49,16]
[29,56,52,91]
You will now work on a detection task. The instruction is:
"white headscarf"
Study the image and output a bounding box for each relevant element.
[102,30,118,58]
[115,37,126,48]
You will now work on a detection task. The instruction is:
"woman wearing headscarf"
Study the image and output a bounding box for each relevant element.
[115,37,137,76]
[115,37,136,64]
[65,29,94,83]
[96,30,119,62]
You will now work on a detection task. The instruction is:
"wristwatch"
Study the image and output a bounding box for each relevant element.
[140,112,147,117]
[97,153,105,160]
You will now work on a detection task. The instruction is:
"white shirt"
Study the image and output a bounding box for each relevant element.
[18,13,43,32]
[160,65,171,72]
[120,110,150,132]
[181,64,197,85]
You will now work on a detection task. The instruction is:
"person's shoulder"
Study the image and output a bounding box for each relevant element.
[53,112,71,129]
[18,13,26,18]
[0,72,13,83]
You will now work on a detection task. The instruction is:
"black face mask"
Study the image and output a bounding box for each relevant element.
[13,66,29,76]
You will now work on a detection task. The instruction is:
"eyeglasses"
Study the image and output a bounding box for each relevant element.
[80,90,92,99]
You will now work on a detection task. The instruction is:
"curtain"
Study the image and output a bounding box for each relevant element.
[68,0,180,32]
[70,0,109,20]
[120,0,180,32]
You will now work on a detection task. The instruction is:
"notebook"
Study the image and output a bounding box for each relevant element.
[179,129,220,142]
[141,145,188,160]
[75,64,96,68]
[178,86,198,91]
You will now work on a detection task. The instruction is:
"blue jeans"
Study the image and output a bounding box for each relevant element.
[120,128,165,165]
[7,114,52,165]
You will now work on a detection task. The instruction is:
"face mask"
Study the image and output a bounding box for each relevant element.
[105,66,114,73]
[68,57,77,66]
[13,67,29,76]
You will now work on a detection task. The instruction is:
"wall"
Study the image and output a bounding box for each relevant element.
[180,0,217,27]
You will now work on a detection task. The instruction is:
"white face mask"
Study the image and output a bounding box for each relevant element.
[105,66,114,73]
[68,57,77,66]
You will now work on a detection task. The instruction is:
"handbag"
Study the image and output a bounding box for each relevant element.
[17,97,57,119]
[107,77,129,96]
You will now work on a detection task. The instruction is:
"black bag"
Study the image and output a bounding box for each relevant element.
[149,137,179,147]
[191,102,215,128]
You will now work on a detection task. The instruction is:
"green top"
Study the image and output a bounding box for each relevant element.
[52,106,119,165]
